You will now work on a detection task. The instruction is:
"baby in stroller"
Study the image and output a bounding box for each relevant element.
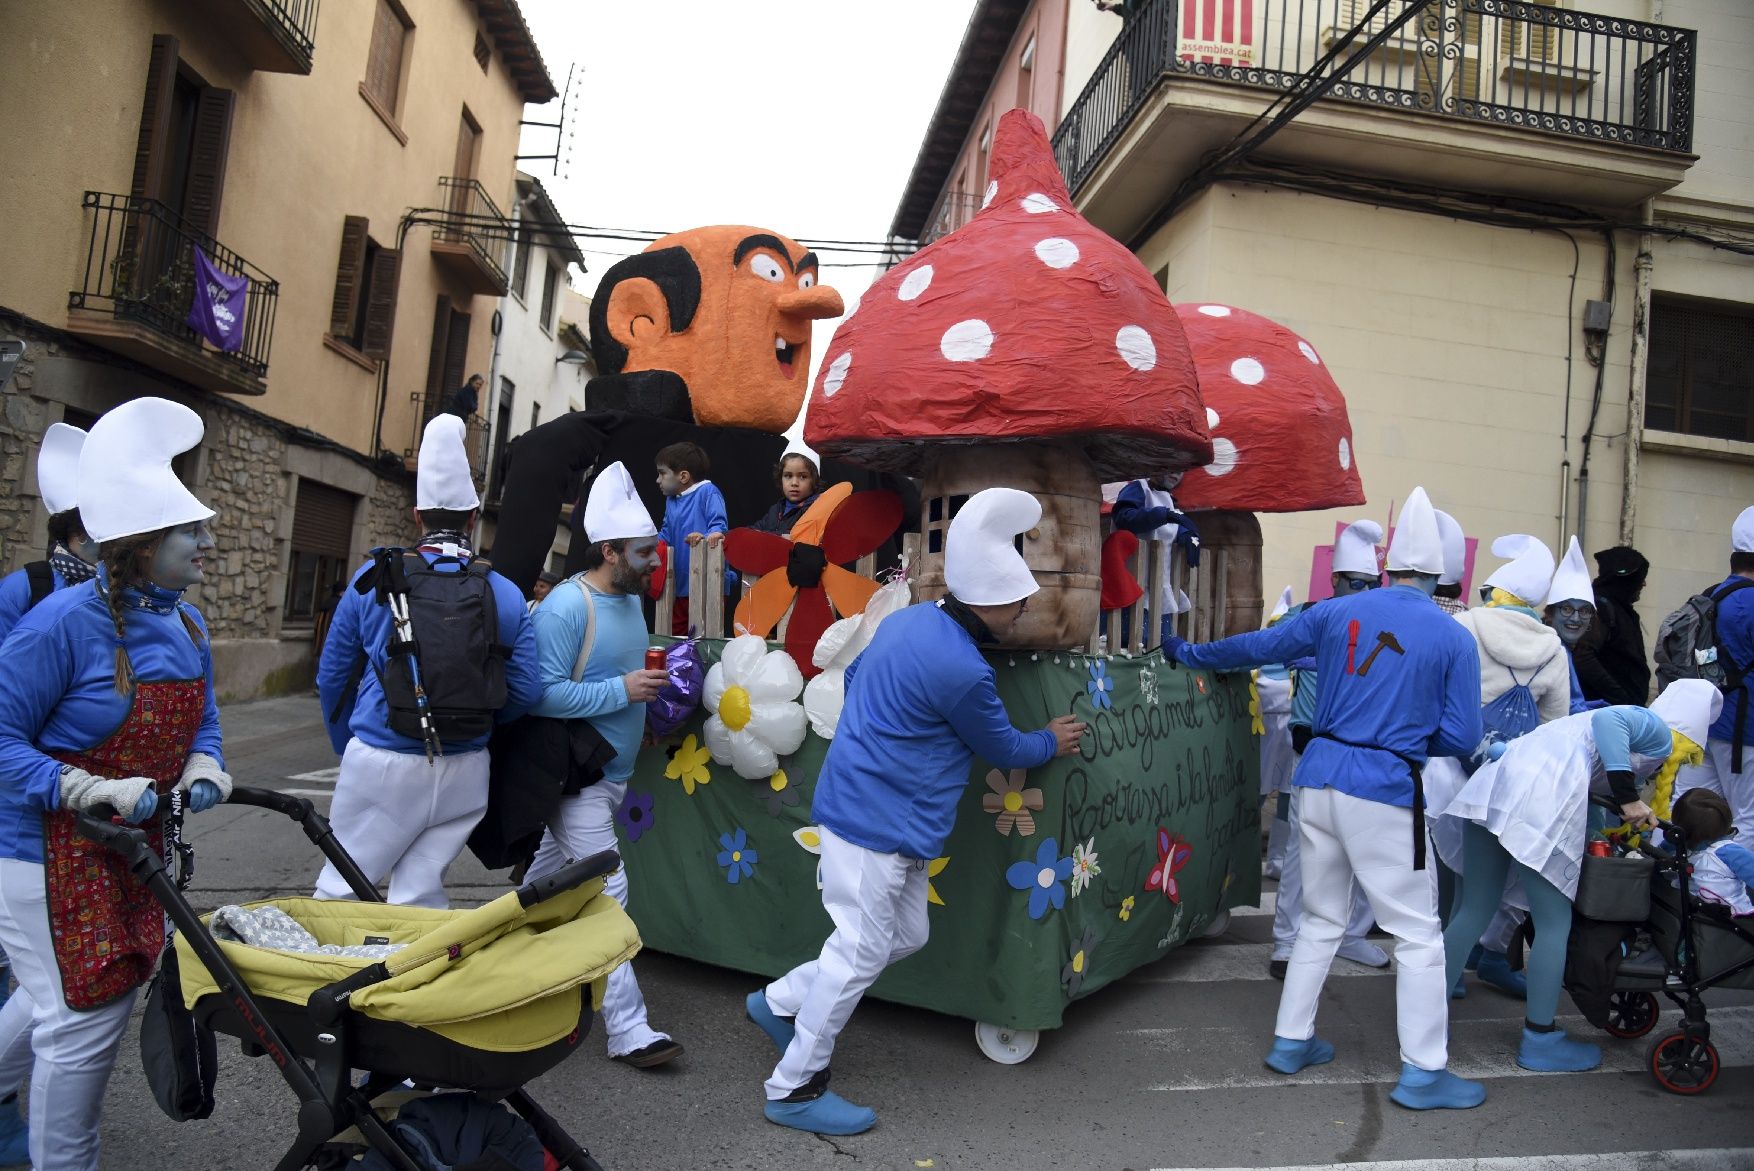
[1669,789,1754,916]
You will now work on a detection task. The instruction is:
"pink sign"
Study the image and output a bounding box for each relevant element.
[1305,522,1478,602]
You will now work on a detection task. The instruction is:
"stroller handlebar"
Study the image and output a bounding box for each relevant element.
[227,786,315,820]
[517,851,620,909]
[74,806,150,852]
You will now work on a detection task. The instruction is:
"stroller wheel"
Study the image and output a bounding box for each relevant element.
[1604,991,1659,1039]
[1648,1030,1719,1094]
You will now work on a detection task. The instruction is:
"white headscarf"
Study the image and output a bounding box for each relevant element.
[415,414,480,511]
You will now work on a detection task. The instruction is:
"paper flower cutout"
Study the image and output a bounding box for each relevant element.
[1086,660,1114,711]
[615,789,655,844]
[717,828,758,885]
[926,856,950,906]
[1061,927,1101,997]
[1070,838,1101,897]
[1006,837,1073,920]
[1118,895,1135,922]
[1140,662,1160,708]
[794,825,825,890]
[1247,675,1265,735]
[801,576,912,739]
[982,768,1044,836]
[664,734,713,796]
[703,635,808,780]
[761,768,802,816]
[1144,829,1193,902]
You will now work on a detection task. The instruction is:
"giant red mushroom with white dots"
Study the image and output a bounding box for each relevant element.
[1168,303,1365,513]
[806,109,1210,648]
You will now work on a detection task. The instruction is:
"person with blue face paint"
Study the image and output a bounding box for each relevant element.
[0,424,100,645]
[0,398,229,1171]
[1168,488,1488,1111]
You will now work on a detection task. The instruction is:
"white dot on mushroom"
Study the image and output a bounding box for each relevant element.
[941,319,994,362]
[1206,407,1220,429]
[1034,238,1079,269]
[982,180,998,209]
[1115,325,1156,372]
[1198,305,1231,317]
[1021,193,1058,214]
[898,266,934,302]
[823,352,852,397]
[1339,436,1352,470]
[1298,340,1321,365]
[1205,438,1239,476]
[1230,357,1265,385]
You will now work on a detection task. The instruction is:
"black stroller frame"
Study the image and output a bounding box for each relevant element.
[1589,801,1754,1095]
[77,786,616,1171]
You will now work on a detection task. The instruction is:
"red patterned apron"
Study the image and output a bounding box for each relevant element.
[44,678,204,1010]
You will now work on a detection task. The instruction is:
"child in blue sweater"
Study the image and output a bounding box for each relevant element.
[656,441,729,635]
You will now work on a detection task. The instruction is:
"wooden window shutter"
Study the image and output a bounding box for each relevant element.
[443,309,473,407]
[365,0,406,109]
[330,216,370,337]
[291,479,358,558]
[424,296,454,419]
[131,35,180,204]
[361,246,402,359]
[183,87,235,239]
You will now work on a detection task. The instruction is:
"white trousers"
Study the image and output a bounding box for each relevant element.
[315,738,490,909]
[763,828,930,1100]
[526,779,667,1058]
[1272,788,1376,958]
[1675,738,1754,832]
[0,859,138,1171]
[1276,787,1449,1071]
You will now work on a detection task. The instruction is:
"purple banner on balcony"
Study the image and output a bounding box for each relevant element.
[185,245,247,353]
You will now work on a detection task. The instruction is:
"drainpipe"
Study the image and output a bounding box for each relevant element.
[1620,200,1656,546]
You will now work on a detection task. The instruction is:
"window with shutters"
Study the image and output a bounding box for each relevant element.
[511,222,533,302]
[473,31,492,73]
[327,216,402,361]
[363,0,413,121]
[1017,35,1036,109]
[422,296,475,436]
[283,479,359,623]
[129,38,235,239]
[488,377,515,503]
[1646,296,1754,443]
[539,264,560,335]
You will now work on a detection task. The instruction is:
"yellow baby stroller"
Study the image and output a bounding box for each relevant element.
[79,786,639,1170]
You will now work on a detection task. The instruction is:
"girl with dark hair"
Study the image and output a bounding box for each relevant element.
[0,398,228,1171]
[752,450,822,536]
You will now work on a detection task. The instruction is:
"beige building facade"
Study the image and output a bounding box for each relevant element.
[0,0,554,698]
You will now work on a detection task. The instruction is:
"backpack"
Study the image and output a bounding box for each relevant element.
[341,549,510,745]
[138,942,219,1121]
[1654,578,1754,692]
[23,561,55,611]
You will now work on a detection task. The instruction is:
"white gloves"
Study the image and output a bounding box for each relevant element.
[58,767,157,822]
[179,753,233,801]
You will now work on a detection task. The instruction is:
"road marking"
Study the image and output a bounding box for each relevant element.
[1230,891,1275,918]
[278,789,336,799]
[1126,941,1386,983]
[1134,1005,1754,1091]
[1154,1152,1754,1171]
[285,767,340,784]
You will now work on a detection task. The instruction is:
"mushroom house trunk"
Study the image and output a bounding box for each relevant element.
[914,444,1100,649]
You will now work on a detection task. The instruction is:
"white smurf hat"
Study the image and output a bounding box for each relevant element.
[1385,487,1443,575]
[1484,534,1555,606]
[1545,536,1594,608]
[1268,585,1294,623]
[37,422,87,516]
[1733,505,1754,553]
[1332,519,1384,577]
[946,487,1041,606]
[1434,509,1466,587]
[77,398,213,544]
[1650,679,1722,747]
[415,414,480,511]
[584,461,658,543]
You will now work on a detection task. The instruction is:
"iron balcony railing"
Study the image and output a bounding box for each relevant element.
[70,191,279,381]
[250,0,320,61]
[1052,0,1697,194]
[411,390,492,479]
[435,177,512,287]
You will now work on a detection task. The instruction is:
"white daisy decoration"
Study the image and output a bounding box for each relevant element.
[1070,838,1101,897]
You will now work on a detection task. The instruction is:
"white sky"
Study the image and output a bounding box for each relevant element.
[515,0,979,337]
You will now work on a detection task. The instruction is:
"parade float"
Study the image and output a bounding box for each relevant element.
[614,111,1281,1064]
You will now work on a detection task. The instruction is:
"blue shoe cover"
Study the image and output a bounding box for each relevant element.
[1476,950,1528,999]
[764,1091,876,1136]
[1517,1027,1601,1072]
[745,991,795,1052]
[1264,1034,1335,1074]
[1389,1063,1486,1110]
[1464,943,1482,971]
[0,1101,27,1166]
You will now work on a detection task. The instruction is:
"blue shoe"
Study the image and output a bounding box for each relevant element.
[0,1099,27,1167]
[764,1091,876,1136]
[1517,1026,1601,1072]
[1264,1034,1335,1074]
[1475,950,1528,999]
[746,991,795,1052]
[1389,1063,1487,1110]
[1464,943,1482,971]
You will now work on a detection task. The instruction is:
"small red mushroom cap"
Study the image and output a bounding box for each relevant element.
[805,109,1210,480]
[1168,304,1365,513]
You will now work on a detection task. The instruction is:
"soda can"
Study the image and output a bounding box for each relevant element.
[645,648,668,673]
[1586,839,1612,858]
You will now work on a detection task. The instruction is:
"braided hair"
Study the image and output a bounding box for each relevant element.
[99,528,207,694]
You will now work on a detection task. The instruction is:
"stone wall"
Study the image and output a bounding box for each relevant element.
[193,405,286,638]
[0,337,55,565]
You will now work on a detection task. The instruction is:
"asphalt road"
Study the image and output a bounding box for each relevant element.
[73,695,1754,1170]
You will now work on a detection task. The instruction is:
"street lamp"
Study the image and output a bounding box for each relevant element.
[556,349,589,364]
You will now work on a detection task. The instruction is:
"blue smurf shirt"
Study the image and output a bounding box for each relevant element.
[1179,585,1482,807]
[659,480,731,598]
[811,602,1056,860]
[0,564,73,644]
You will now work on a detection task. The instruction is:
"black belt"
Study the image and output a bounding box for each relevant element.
[1311,731,1428,870]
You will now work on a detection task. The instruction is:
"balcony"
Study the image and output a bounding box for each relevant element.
[67,192,278,397]
[1052,0,1698,241]
[408,392,492,482]
[431,178,512,297]
[185,0,319,74]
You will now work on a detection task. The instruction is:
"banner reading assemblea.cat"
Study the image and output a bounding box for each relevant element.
[1178,0,1257,67]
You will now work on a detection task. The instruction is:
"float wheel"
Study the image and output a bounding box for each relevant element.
[974,1021,1039,1065]
[1201,909,1232,939]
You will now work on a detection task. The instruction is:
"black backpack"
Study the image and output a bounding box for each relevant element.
[1654,578,1754,693]
[22,561,55,610]
[342,550,510,744]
